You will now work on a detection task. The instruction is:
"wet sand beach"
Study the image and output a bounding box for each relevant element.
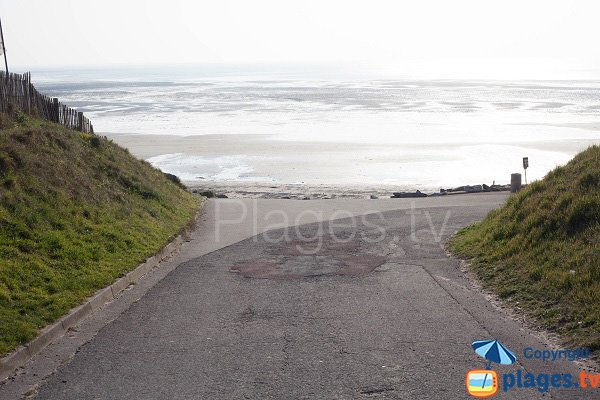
[108,131,597,195]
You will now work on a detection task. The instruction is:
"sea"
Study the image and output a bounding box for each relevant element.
[30,66,600,190]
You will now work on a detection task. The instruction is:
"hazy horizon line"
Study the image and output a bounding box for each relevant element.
[7,62,600,83]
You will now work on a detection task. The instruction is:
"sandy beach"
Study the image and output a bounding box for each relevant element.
[109,132,596,162]
[107,131,597,197]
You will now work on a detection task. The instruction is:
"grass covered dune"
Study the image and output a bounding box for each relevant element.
[449,146,600,354]
[0,113,198,356]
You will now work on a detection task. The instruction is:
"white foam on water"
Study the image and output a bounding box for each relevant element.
[147,153,276,183]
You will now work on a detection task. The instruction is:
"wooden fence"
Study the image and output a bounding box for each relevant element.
[0,71,94,134]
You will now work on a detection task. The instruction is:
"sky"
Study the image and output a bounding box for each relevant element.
[2,0,600,79]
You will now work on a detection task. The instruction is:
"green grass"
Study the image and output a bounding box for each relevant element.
[448,145,600,354]
[0,113,199,356]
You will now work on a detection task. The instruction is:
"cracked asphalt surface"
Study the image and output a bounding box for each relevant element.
[31,197,597,399]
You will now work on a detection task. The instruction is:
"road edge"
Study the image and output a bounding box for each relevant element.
[446,248,600,373]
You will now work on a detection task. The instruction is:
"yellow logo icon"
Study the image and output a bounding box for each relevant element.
[466,369,498,398]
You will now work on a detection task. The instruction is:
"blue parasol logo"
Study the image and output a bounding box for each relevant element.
[466,340,516,397]
[472,339,517,369]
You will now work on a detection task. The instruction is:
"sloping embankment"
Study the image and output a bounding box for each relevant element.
[449,145,600,355]
[0,113,199,356]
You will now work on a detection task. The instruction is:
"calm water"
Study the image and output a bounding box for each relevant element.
[31,67,600,188]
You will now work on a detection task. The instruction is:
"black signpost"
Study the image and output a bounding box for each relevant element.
[0,18,7,73]
[523,157,529,184]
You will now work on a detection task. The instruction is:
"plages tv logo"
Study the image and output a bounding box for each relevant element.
[466,339,517,398]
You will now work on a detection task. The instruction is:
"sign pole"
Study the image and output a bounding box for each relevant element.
[523,157,529,185]
[0,18,8,74]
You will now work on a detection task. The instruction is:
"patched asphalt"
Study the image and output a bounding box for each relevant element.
[32,198,597,399]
